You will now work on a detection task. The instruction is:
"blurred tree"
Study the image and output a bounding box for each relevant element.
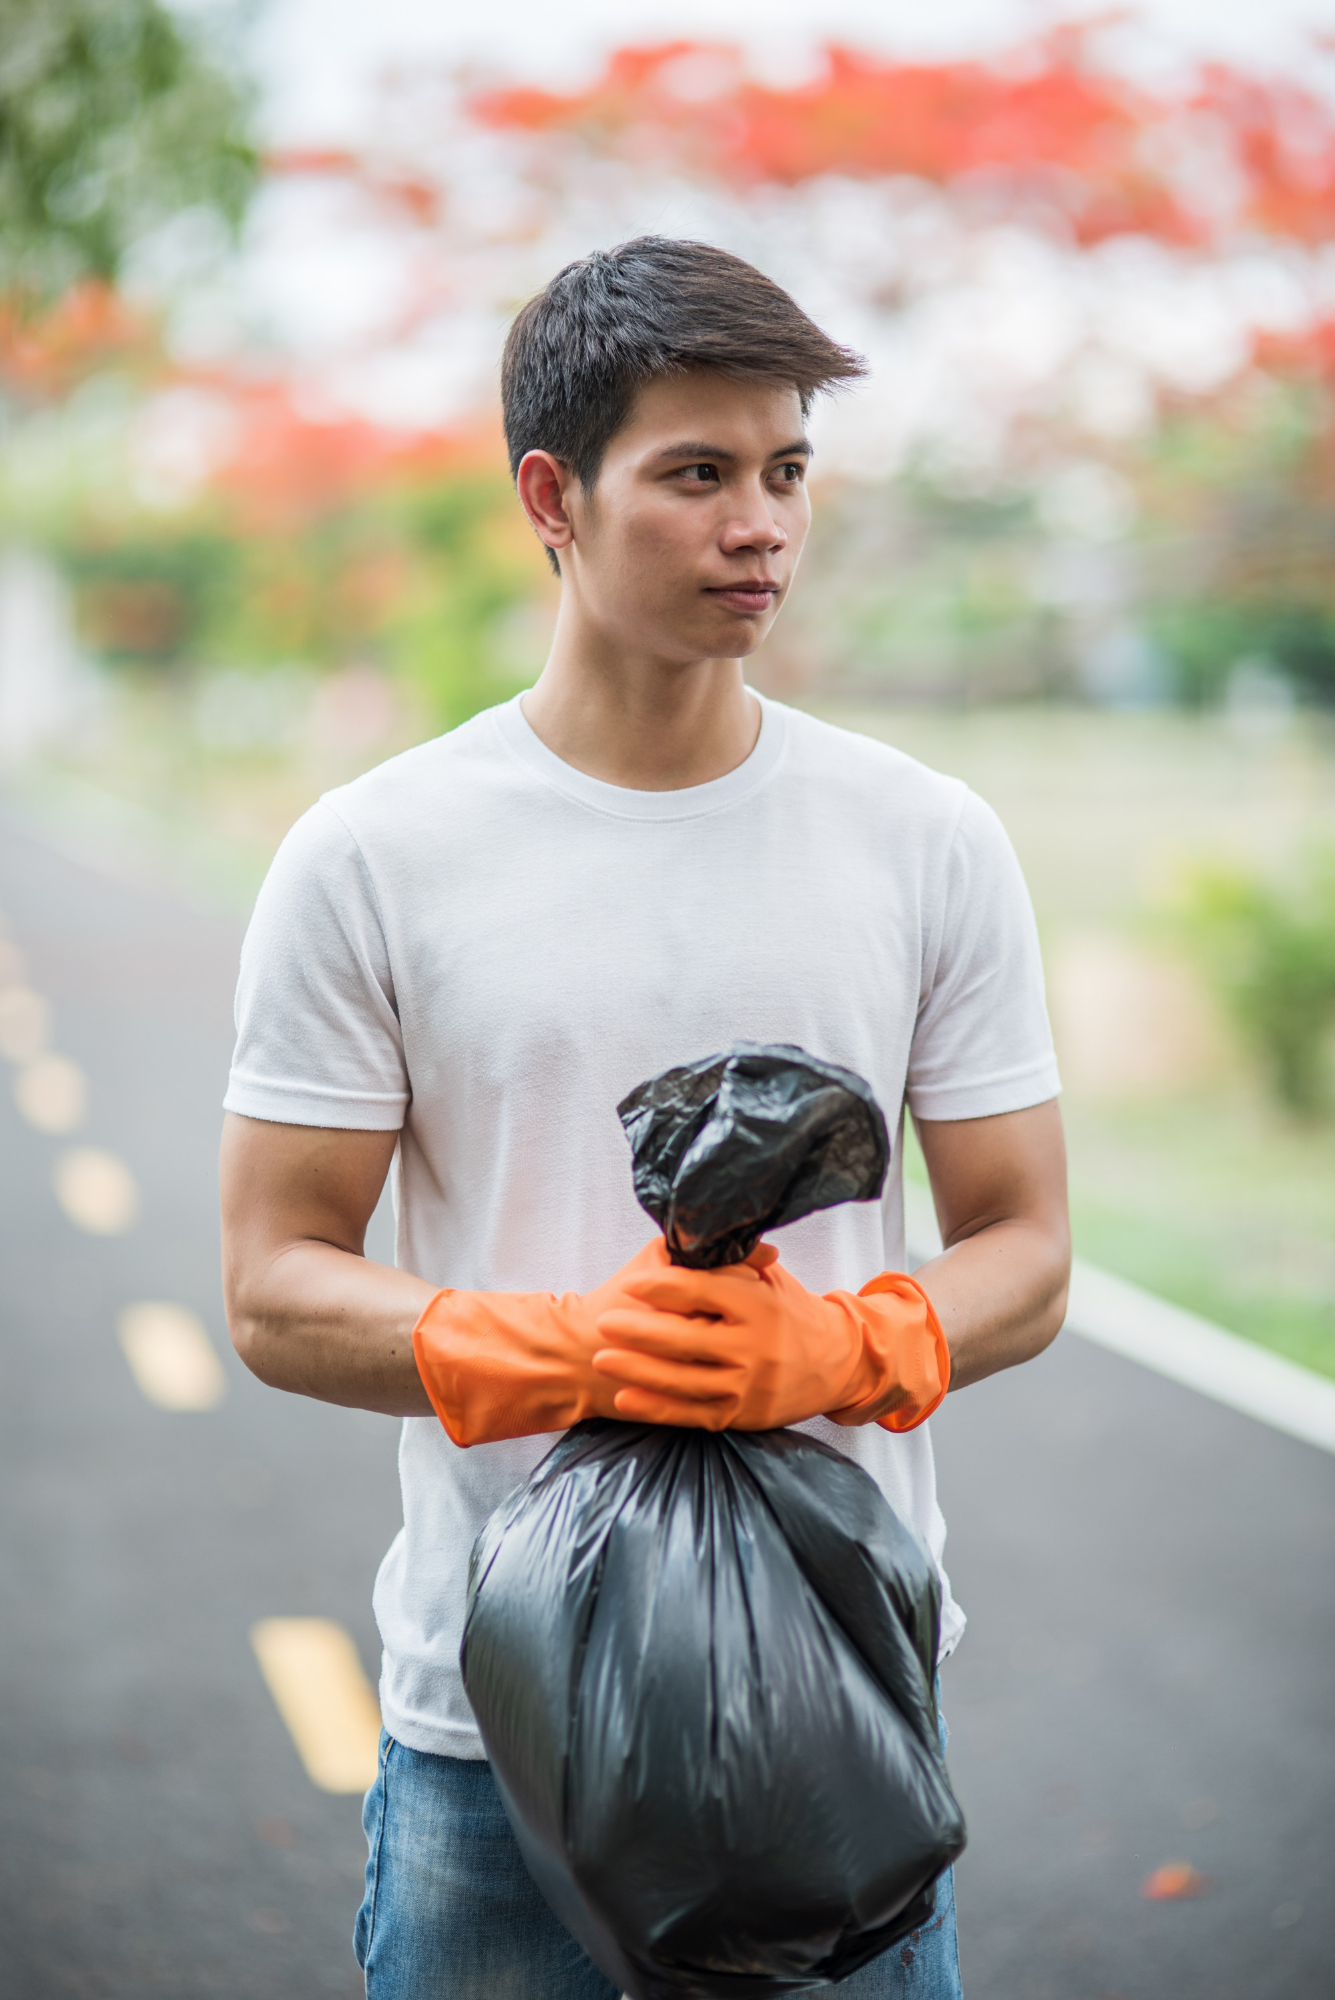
[0,0,257,309]
[65,528,237,661]
[1186,852,1335,1115]
[1140,354,1335,706]
[0,278,157,402]
[46,407,548,727]
[467,35,1335,255]
[469,36,1201,247]
[388,476,544,729]
[1153,598,1335,708]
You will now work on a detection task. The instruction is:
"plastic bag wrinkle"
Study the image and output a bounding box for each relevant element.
[618,1044,890,1268]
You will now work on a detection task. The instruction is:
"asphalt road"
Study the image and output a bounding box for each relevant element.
[1,819,1332,2000]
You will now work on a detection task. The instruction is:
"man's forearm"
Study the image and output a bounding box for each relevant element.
[909,1100,1070,1392]
[911,1215,1069,1392]
[226,1239,437,1415]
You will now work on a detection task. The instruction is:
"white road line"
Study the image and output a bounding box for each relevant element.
[53,1146,139,1235]
[0,984,50,1062]
[14,1052,87,1134]
[1063,1262,1335,1456]
[250,1618,382,1794]
[904,1185,1335,1457]
[117,1302,228,1411]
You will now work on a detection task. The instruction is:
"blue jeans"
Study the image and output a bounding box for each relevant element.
[355,1730,963,1999]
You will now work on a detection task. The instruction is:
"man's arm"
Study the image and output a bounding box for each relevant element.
[911,1098,1070,1391]
[220,1112,436,1415]
[220,1098,1069,1423]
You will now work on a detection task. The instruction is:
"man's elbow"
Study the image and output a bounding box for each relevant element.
[222,1269,285,1388]
[1032,1279,1069,1356]
[1029,1236,1072,1357]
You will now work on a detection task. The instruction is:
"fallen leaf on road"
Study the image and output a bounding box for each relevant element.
[1141,1862,1211,1901]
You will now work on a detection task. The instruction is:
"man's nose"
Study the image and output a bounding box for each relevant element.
[719,484,788,556]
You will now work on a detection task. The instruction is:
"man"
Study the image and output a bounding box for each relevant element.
[221,236,1070,1999]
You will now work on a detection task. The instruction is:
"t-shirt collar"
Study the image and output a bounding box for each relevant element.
[492,688,787,821]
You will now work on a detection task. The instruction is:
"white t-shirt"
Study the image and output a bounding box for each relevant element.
[225,692,1060,1759]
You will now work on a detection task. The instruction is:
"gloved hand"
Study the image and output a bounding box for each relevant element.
[414,1239,680,1448]
[592,1249,950,1433]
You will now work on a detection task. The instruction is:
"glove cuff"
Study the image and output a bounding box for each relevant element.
[826,1271,951,1432]
[412,1287,592,1448]
[412,1289,475,1446]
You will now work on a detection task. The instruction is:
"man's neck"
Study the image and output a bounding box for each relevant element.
[520,618,761,792]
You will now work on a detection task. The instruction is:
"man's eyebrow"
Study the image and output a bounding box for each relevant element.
[651,438,814,465]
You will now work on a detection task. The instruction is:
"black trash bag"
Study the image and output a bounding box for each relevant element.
[463,1420,965,2000]
[617,1042,890,1269]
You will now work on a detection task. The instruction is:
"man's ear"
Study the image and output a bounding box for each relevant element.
[516,450,577,560]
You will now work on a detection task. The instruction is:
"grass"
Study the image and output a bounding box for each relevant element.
[1062,1092,1335,1380]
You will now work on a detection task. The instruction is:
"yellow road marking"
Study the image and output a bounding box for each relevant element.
[14,1053,87,1134]
[117,1302,227,1411]
[250,1618,381,1794]
[53,1147,139,1234]
[0,985,50,1063]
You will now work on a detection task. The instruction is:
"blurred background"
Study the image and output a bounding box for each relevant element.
[1,3,1332,1996]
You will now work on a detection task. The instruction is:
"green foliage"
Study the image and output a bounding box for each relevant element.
[64,528,236,659]
[381,476,544,729]
[0,0,257,302]
[787,472,1062,703]
[1139,380,1335,708]
[1153,599,1335,707]
[47,464,548,730]
[1185,852,1335,1115]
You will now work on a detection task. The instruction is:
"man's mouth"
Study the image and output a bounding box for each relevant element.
[706,582,781,615]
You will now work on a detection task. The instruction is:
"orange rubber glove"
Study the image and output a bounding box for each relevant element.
[592,1248,950,1434]
[413,1239,683,1448]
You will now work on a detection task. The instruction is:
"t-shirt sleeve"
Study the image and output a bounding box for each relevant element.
[224,800,409,1130]
[906,788,1061,1122]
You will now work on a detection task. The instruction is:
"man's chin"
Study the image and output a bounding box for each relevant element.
[686,610,775,660]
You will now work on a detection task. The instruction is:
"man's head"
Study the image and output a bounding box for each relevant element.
[503,238,864,666]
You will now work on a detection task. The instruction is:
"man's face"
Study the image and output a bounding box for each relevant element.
[564,370,812,663]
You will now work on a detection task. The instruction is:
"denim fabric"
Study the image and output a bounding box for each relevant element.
[355,1727,962,2000]
[827,1865,962,2000]
[355,1733,619,2000]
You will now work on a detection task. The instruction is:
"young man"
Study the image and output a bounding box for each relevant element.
[221,236,1070,1999]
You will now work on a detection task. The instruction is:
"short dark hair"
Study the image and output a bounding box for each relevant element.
[502,236,866,571]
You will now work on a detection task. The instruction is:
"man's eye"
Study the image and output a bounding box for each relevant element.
[776,462,804,483]
[681,463,719,482]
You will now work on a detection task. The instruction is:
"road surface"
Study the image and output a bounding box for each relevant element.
[1,818,1331,1999]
